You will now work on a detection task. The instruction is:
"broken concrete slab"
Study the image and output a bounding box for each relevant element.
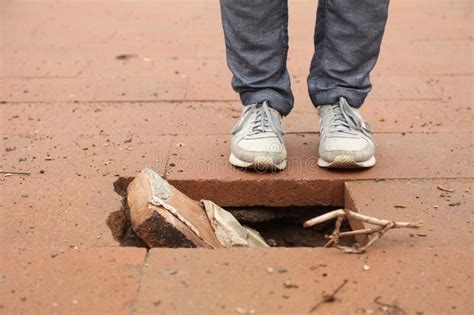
[202,200,269,248]
[124,168,223,248]
[108,169,269,249]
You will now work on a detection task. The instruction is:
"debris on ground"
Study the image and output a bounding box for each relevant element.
[304,209,423,254]
[1,171,31,176]
[283,279,298,289]
[309,279,348,312]
[374,296,407,315]
[107,167,268,248]
[436,185,454,193]
[202,200,269,248]
[236,307,256,315]
[115,53,137,60]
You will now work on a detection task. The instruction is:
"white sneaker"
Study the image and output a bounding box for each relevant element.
[318,97,376,168]
[230,101,287,171]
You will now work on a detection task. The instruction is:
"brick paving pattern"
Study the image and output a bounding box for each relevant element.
[1,0,472,314]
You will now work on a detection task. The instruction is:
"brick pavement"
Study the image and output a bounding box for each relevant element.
[1,0,473,314]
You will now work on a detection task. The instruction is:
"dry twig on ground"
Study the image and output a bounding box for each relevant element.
[309,279,348,312]
[304,209,422,254]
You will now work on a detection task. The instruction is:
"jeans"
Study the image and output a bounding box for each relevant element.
[220,0,390,116]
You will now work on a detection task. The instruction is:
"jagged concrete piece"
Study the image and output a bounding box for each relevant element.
[126,168,223,248]
[201,200,269,248]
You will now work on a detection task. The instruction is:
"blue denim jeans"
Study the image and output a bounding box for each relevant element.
[220,0,390,116]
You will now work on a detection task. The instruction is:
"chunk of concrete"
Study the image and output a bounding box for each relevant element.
[201,200,269,248]
[126,168,223,248]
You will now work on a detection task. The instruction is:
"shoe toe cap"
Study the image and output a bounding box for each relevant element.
[232,136,286,163]
[320,136,374,162]
[238,137,283,153]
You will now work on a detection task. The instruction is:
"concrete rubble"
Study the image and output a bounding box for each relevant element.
[108,167,268,248]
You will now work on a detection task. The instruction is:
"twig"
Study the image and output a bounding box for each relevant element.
[1,171,31,176]
[333,227,383,237]
[309,279,348,313]
[374,296,407,315]
[436,185,454,193]
[304,209,422,254]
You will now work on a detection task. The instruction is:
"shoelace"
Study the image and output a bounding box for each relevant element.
[328,97,373,139]
[232,101,285,142]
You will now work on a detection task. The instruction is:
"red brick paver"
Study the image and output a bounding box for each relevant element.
[136,247,473,315]
[345,179,473,250]
[166,133,473,206]
[0,248,146,315]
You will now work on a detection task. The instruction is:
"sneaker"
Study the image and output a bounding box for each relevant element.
[230,101,287,170]
[318,97,376,168]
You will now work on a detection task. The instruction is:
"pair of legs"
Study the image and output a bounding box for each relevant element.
[221,0,390,169]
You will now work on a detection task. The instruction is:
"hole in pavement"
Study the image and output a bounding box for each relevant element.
[106,177,355,249]
[227,206,354,247]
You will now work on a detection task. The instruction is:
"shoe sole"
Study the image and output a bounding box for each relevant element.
[229,153,287,171]
[318,155,376,169]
